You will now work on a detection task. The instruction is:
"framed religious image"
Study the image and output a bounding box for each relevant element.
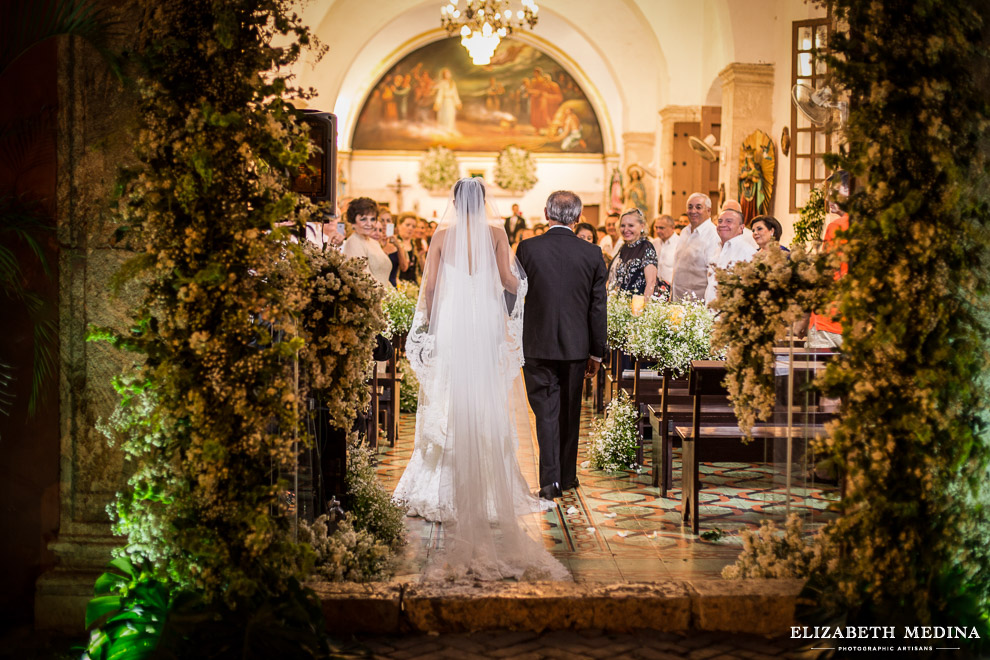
[352,37,604,154]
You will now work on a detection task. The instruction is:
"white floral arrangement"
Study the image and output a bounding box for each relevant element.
[418,146,459,192]
[588,390,639,473]
[606,292,723,375]
[493,145,537,192]
[381,281,418,339]
[606,290,636,351]
[624,298,724,376]
[721,513,837,580]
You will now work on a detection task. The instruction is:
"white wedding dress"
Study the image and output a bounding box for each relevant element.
[394,178,568,582]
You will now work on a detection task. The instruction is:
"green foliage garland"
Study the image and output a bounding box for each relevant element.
[710,246,833,435]
[791,186,826,247]
[812,1,990,643]
[92,0,325,606]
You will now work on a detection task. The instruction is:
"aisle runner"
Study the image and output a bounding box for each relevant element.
[376,391,839,582]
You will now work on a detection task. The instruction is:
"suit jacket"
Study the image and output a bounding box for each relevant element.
[504,214,527,242]
[516,226,607,361]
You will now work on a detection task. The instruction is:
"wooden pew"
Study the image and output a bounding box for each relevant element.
[648,369,735,496]
[677,359,835,535]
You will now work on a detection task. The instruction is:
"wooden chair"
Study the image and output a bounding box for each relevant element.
[631,358,664,466]
[648,368,734,496]
[374,348,405,447]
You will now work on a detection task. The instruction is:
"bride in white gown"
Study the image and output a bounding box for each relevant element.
[394,177,568,581]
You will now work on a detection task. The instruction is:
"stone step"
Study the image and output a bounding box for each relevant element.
[311,578,804,636]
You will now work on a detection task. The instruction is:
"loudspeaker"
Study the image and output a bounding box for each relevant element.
[292,110,337,211]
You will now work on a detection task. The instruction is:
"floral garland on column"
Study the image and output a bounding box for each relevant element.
[494,145,537,192]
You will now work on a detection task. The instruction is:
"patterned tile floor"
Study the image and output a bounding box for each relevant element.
[375,393,840,582]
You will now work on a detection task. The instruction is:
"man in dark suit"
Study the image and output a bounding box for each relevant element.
[516,191,608,500]
[504,203,527,243]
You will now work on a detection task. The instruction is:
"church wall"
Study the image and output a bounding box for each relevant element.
[296,0,830,237]
[347,152,606,224]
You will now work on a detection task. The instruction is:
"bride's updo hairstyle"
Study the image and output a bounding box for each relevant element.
[452,177,486,209]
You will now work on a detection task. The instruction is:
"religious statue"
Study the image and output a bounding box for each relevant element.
[608,168,624,214]
[624,164,648,216]
[738,129,775,224]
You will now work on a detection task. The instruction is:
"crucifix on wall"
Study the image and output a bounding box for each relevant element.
[387,175,410,214]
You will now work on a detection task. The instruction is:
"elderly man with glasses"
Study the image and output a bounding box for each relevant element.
[704,206,758,305]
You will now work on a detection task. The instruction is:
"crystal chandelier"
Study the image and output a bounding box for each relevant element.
[440,0,539,65]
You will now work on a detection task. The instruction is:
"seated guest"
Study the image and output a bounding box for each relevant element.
[751,215,789,253]
[574,222,598,244]
[576,222,607,265]
[341,197,393,288]
[671,192,720,302]
[376,208,408,287]
[413,217,431,271]
[599,212,622,258]
[512,227,535,254]
[705,207,758,305]
[608,208,667,300]
[649,214,680,289]
[395,213,420,283]
[533,223,548,236]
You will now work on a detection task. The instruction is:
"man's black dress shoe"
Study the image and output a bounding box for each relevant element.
[562,478,580,490]
[538,483,562,500]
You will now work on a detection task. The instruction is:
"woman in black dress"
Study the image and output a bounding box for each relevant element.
[608,208,668,301]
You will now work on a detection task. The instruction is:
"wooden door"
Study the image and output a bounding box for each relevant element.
[671,122,701,216]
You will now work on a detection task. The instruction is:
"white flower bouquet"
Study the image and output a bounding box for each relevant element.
[624,298,723,376]
[381,282,417,340]
[607,292,722,375]
[588,390,639,472]
[606,290,636,351]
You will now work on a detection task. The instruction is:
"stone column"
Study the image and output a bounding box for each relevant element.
[35,10,141,630]
[657,106,701,217]
[717,63,774,203]
[621,131,657,218]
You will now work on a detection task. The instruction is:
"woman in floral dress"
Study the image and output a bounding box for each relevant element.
[607,208,669,301]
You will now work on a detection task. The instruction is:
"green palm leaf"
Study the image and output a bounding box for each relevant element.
[0,0,120,80]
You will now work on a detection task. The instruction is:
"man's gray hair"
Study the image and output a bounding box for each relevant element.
[545,190,583,225]
[687,192,712,211]
[719,208,745,225]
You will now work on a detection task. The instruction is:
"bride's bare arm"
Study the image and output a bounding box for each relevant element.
[422,229,444,319]
[493,228,519,294]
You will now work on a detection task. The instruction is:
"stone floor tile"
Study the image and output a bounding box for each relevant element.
[632,649,689,660]
[385,640,444,659]
[485,640,545,658]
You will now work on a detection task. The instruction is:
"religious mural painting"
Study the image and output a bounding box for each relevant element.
[352,37,604,154]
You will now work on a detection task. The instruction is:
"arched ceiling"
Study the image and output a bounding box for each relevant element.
[287,1,789,151]
[292,0,682,152]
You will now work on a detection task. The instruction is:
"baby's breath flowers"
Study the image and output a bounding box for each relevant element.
[588,390,639,472]
[710,246,832,435]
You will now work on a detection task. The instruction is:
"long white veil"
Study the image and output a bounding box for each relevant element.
[401,177,568,581]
